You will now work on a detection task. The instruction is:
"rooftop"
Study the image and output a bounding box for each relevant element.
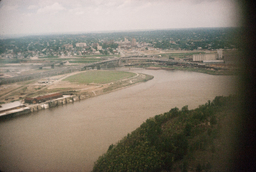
[0,101,23,112]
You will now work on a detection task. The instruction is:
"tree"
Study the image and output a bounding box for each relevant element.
[109,48,113,54]
[184,123,193,136]
[103,50,108,55]
[172,133,188,160]
[169,55,174,60]
[210,115,217,125]
[196,163,202,172]
[182,105,189,113]
[169,107,179,118]
[107,144,114,151]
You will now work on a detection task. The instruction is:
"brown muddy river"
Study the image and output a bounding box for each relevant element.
[0,68,238,171]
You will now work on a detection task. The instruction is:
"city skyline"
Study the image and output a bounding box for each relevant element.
[0,0,241,37]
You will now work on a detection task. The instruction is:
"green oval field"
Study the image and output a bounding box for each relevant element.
[63,70,136,84]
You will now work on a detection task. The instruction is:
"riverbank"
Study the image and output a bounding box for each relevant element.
[28,72,153,113]
[145,67,175,71]
[171,66,240,75]
[137,62,240,75]
[93,95,240,172]
[0,71,154,118]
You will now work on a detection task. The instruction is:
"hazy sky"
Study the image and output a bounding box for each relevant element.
[0,0,241,36]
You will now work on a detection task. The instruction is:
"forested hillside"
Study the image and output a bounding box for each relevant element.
[93,95,240,172]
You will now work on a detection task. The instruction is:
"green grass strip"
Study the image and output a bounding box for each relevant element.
[63,71,136,84]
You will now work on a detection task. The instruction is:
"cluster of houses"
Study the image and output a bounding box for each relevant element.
[0,36,162,60]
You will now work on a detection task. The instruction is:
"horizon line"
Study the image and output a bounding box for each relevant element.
[0,26,241,39]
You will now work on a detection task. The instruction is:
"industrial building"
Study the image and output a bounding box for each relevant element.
[217,49,223,59]
[25,93,63,104]
[193,54,217,62]
[0,101,30,118]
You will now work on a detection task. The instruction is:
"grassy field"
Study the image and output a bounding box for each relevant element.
[63,71,136,84]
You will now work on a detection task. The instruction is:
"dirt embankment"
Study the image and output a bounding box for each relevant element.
[0,70,153,104]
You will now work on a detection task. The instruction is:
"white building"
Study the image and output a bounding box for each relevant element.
[97,45,102,50]
[193,54,217,62]
[131,38,136,47]
[0,101,30,117]
[217,49,223,59]
[124,38,129,43]
[76,43,87,47]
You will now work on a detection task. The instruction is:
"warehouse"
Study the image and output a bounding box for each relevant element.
[193,54,217,62]
[25,93,63,104]
[0,101,30,117]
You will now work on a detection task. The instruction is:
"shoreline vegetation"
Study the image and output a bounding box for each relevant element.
[92,95,240,172]
[143,64,239,76]
[170,66,239,75]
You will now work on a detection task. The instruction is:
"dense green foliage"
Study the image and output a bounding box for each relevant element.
[93,95,236,171]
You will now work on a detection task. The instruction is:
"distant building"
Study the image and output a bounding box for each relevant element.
[193,54,217,62]
[91,47,96,52]
[0,101,30,117]
[63,44,73,50]
[76,43,87,47]
[131,38,136,47]
[217,49,223,59]
[94,51,101,55]
[97,45,102,50]
[92,43,101,50]
[117,38,132,49]
[24,97,34,104]
[124,38,129,43]
[169,40,176,44]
